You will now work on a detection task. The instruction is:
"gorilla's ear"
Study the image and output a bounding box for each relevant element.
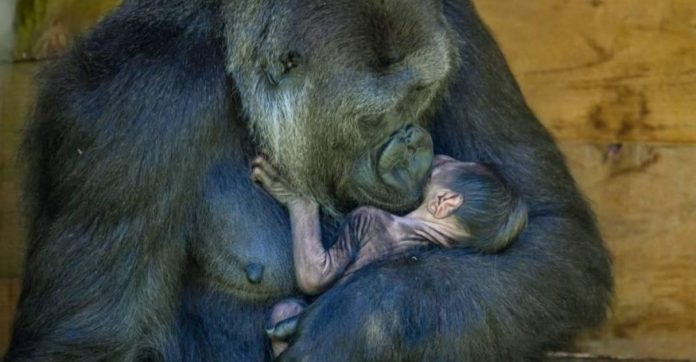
[427,190,464,219]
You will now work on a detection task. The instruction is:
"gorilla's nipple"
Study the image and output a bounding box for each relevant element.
[245,263,265,284]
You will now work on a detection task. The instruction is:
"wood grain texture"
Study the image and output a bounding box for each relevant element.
[546,351,686,362]
[0,62,36,277]
[475,0,696,143]
[12,0,120,60]
[0,279,20,356]
[561,142,696,360]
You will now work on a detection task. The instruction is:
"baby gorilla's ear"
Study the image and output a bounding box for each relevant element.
[427,190,464,219]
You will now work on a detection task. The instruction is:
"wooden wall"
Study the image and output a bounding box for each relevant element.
[476,2,696,359]
[1,0,694,359]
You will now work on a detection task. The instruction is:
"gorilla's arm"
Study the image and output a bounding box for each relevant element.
[7,3,231,359]
[280,1,612,360]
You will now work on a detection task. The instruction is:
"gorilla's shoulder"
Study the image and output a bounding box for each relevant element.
[55,0,225,89]
[27,0,231,159]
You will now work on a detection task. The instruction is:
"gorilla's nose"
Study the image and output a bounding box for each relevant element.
[245,263,265,284]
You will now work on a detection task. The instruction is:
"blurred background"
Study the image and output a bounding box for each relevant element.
[1,0,694,360]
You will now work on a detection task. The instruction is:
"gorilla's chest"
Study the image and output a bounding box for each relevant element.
[204,203,345,300]
[211,232,296,300]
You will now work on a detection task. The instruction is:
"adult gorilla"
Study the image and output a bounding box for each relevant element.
[7,0,612,360]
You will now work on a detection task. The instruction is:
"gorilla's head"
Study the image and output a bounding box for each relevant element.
[224,0,457,214]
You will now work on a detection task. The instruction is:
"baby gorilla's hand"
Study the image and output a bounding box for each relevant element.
[251,156,300,206]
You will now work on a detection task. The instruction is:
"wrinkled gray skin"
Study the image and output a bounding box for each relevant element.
[6,0,612,361]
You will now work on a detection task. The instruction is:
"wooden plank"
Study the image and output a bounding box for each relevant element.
[11,0,120,61]
[0,279,20,355]
[0,1,16,61]
[475,0,696,143]
[0,62,37,277]
[546,352,685,362]
[561,142,696,361]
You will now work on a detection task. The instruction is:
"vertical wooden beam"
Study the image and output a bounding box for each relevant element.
[12,0,121,61]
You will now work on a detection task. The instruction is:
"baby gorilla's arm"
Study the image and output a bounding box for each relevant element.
[251,157,353,295]
[287,200,353,294]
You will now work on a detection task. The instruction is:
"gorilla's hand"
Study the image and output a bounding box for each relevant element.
[278,216,610,361]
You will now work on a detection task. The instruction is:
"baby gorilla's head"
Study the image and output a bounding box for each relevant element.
[424,155,528,253]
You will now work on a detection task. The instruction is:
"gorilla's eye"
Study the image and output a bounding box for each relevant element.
[265,52,301,86]
[280,52,301,74]
[378,51,403,68]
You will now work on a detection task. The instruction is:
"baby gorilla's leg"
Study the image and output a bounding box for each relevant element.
[267,298,307,357]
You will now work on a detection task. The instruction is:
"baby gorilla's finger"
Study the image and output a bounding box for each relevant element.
[259,165,284,185]
[250,157,265,169]
[252,154,267,163]
[251,159,284,183]
[250,167,260,182]
[251,156,275,173]
[255,158,282,180]
[251,167,274,188]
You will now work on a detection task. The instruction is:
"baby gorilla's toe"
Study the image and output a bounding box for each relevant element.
[267,298,307,340]
[267,299,307,358]
[266,316,300,341]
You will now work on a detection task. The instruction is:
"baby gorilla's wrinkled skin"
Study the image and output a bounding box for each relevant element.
[252,154,526,357]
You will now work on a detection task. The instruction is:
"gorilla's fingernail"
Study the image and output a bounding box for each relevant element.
[246,263,265,284]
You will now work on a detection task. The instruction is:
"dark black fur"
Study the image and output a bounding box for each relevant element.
[6,0,612,360]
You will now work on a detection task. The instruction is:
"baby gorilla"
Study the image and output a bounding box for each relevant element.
[252,157,527,358]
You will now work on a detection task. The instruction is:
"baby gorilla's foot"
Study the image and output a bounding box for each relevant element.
[267,298,307,357]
